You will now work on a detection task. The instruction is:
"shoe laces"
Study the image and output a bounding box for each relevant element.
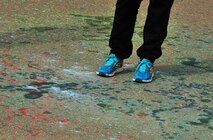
[104,54,120,66]
[136,59,152,73]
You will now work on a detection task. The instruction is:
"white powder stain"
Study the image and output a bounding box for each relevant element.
[49,87,81,98]
[62,66,95,80]
[22,85,39,91]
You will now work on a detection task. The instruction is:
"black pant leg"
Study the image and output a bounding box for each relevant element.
[137,0,174,63]
[109,0,142,59]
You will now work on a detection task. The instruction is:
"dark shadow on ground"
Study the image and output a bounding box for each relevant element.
[156,59,213,76]
[119,59,213,77]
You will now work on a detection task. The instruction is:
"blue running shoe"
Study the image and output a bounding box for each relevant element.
[96,54,123,77]
[133,59,154,83]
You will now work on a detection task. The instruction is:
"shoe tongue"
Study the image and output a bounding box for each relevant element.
[142,59,152,67]
[138,59,152,72]
[139,64,147,72]
[105,54,118,66]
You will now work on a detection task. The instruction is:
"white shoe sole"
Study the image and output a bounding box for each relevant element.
[96,67,124,77]
[133,73,154,83]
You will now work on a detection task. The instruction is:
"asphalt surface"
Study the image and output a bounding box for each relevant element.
[0,0,212,139]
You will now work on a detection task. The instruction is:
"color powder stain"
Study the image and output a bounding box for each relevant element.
[0,104,10,110]
[10,91,16,94]
[28,89,39,94]
[60,118,68,123]
[39,53,49,62]
[28,64,42,70]
[126,108,135,114]
[12,64,19,70]
[104,131,110,138]
[1,59,8,65]
[112,78,117,82]
[43,111,52,114]
[97,103,112,110]
[137,112,148,118]
[7,115,13,121]
[27,130,31,139]
[116,134,135,139]
[36,114,50,122]
[19,107,35,120]
[2,53,7,57]
[24,93,43,99]
[19,107,28,116]
[34,78,47,83]
[0,95,10,98]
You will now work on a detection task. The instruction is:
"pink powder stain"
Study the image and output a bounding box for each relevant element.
[19,108,51,122]
[116,134,135,139]
[28,64,42,70]
[112,78,118,82]
[104,130,110,138]
[0,95,10,98]
[28,90,39,94]
[17,125,24,129]
[136,113,149,118]
[143,113,148,117]
[27,130,31,139]
[10,91,16,94]
[1,60,9,65]
[10,78,21,85]
[19,108,35,120]
[12,64,19,70]
[34,78,47,83]
[60,118,68,123]
[0,104,10,110]
[7,115,13,121]
[39,53,49,62]
[2,53,7,57]
[36,114,50,122]
[80,126,102,136]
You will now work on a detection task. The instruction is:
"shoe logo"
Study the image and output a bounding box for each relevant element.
[115,62,123,68]
[149,66,154,73]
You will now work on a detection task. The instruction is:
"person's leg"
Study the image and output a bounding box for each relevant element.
[109,0,142,60]
[137,0,174,63]
[133,0,174,83]
[97,0,142,77]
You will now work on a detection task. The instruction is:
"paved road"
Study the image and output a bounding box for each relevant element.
[0,0,212,139]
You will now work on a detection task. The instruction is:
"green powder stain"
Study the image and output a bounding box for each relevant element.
[24,93,43,99]
[126,108,135,114]
[189,122,202,126]
[208,126,213,130]
[127,100,138,106]
[198,118,210,124]
[97,103,112,110]
[2,99,12,104]
[200,99,211,103]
